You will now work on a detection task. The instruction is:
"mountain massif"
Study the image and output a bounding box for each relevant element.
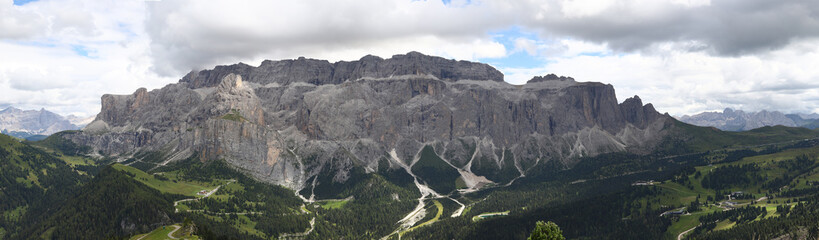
[64,52,670,196]
[0,107,93,140]
[7,52,819,240]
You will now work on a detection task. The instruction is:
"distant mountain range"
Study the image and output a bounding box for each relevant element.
[677,108,819,131]
[0,107,95,140]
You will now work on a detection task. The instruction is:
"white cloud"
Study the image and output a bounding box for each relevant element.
[0,0,47,39]
[0,0,174,116]
[559,0,616,18]
[513,37,538,55]
[1,0,819,119]
[669,0,711,8]
[6,67,72,91]
[524,0,819,55]
[558,39,608,57]
[538,39,819,115]
[144,0,517,76]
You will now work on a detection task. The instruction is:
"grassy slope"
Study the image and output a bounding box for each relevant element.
[317,199,349,209]
[668,120,819,153]
[112,164,223,197]
[738,146,819,164]
[129,224,200,240]
[151,158,309,239]
[663,205,723,239]
[471,211,511,222]
[654,182,703,207]
[177,180,244,212]
[654,145,819,238]
[644,124,819,238]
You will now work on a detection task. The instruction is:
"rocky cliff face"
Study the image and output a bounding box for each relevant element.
[0,107,79,137]
[66,52,670,194]
[678,108,801,131]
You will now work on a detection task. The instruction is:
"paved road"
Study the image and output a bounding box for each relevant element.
[183,209,263,215]
[678,225,697,240]
[278,217,315,239]
[167,225,181,239]
[174,180,235,213]
[133,224,181,240]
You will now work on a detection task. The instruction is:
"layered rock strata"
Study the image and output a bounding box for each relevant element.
[67,52,670,192]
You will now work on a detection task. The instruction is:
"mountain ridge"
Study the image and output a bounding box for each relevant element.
[678,108,819,131]
[0,107,89,139]
[179,51,505,89]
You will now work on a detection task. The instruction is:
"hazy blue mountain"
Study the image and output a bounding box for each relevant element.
[0,107,85,138]
[677,108,815,131]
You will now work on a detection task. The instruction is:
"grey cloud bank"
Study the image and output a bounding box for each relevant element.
[1,0,819,117]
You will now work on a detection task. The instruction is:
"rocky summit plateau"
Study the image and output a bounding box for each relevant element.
[64,52,670,196]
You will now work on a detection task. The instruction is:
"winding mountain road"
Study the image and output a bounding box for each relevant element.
[678,225,697,240]
[133,224,181,240]
[278,217,315,240]
[174,180,235,213]
[167,225,181,239]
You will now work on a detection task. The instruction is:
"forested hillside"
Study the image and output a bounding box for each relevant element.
[401,127,819,239]
[0,133,92,239]
[5,121,819,240]
[20,166,181,239]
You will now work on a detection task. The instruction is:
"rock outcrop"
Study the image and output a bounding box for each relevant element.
[180,51,504,89]
[66,52,670,193]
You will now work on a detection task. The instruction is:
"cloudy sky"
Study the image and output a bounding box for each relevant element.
[1,0,819,117]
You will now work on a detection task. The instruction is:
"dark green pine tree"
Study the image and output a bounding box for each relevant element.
[528,221,565,240]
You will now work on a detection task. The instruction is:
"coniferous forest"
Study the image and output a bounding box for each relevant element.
[5,124,819,239]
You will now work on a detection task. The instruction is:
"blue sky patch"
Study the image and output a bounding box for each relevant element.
[579,52,606,57]
[71,45,95,58]
[441,0,472,5]
[482,51,546,69]
[13,0,38,6]
[117,22,138,38]
[12,40,56,48]
[478,26,614,69]
[480,26,548,69]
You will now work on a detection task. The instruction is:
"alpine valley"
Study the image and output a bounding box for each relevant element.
[5,52,819,240]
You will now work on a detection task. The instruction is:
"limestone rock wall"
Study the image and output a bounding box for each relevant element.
[65,52,669,191]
